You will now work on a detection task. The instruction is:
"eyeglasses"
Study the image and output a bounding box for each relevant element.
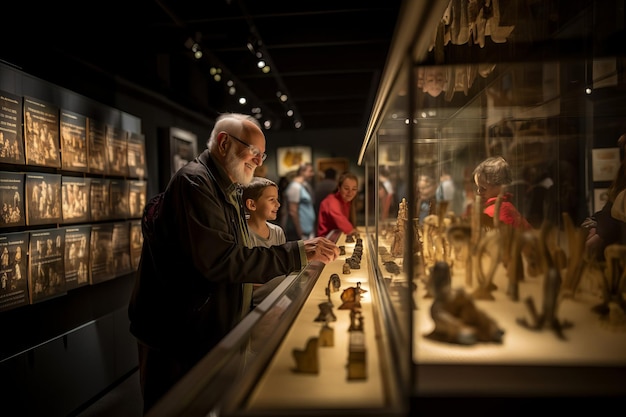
[227,133,267,162]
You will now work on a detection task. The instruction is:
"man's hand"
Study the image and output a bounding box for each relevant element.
[303,237,340,264]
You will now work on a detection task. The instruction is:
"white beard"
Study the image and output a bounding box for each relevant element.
[225,149,254,185]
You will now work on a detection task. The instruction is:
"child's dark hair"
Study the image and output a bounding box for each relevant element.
[242,176,278,202]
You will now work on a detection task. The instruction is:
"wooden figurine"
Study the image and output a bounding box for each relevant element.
[292,337,319,374]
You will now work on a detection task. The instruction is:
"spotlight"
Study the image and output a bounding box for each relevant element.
[257,60,266,69]
[238,97,247,105]
[262,66,270,74]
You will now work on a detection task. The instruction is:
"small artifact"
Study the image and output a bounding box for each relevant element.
[314,301,337,322]
[325,273,341,301]
[329,273,341,292]
[292,337,319,374]
[591,244,626,317]
[342,261,351,274]
[384,261,401,275]
[339,282,367,310]
[346,312,366,380]
[517,266,573,340]
[318,323,334,346]
[345,234,355,243]
[339,245,346,255]
[425,261,504,345]
[347,256,360,269]
[349,308,364,331]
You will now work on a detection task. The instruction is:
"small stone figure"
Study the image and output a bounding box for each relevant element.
[339,245,346,255]
[318,323,334,347]
[347,308,366,380]
[349,308,364,331]
[325,273,341,302]
[425,261,504,345]
[339,282,367,310]
[384,261,401,275]
[517,266,573,340]
[343,261,351,274]
[345,234,355,243]
[592,244,626,318]
[347,256,360,269]
[314,301,337,322]
[292,337,319,374]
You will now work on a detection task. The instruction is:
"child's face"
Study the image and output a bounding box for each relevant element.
[255,186,281,221]
[339,178,358,203]
[474,173,501,200]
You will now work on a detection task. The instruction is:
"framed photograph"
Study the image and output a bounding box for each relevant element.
[0,171,25,228]
[112,221,132,277]
[0,231,29,312]
[128,180,147,219]
[159,127,197,188]
[25,173,62,226]
[61,176,90,224]
[109,179,129,220]
[316,157,349,178]
[87,118,107,174]
[89,223,114,285]
[90,178,111,221]
[276,146,312,177]
[63,225,90,290]
[127,131,147,179]
[28,228,66,304]
[23,96,61,168]
[0,91,25,165]
[594,188,609,213]
[105,125,128,177]
[592,147,620,182]
[60,110,88,172]
[129,219,143,271]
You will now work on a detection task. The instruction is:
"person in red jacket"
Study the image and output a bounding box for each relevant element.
[317,172,360,237]
[472,156,531,229]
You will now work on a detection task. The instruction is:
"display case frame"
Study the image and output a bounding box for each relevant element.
[358,0,626,405]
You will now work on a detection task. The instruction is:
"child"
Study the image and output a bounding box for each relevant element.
[242,177,287,306]
[472,156,531,229]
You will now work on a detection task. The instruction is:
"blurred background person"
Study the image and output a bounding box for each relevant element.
[584,133,626,261]
[317,172,359,238]
[285,162,316,240]
[417,173,438,224]
[379,166,395,221]
[314,167,337,221]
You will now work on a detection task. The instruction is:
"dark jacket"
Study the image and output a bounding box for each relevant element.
[128,149,303,357]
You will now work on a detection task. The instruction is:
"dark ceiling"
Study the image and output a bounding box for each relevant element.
[4,0,403,133]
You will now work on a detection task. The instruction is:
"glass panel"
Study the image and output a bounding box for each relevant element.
[401,0,626,398]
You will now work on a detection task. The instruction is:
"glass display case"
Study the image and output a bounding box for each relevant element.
[146,230,410,417]
[359,0,626,403]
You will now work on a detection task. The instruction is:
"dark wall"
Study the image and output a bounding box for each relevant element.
[0,57,362,415]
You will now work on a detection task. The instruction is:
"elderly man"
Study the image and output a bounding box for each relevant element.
[128,113,339,413]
